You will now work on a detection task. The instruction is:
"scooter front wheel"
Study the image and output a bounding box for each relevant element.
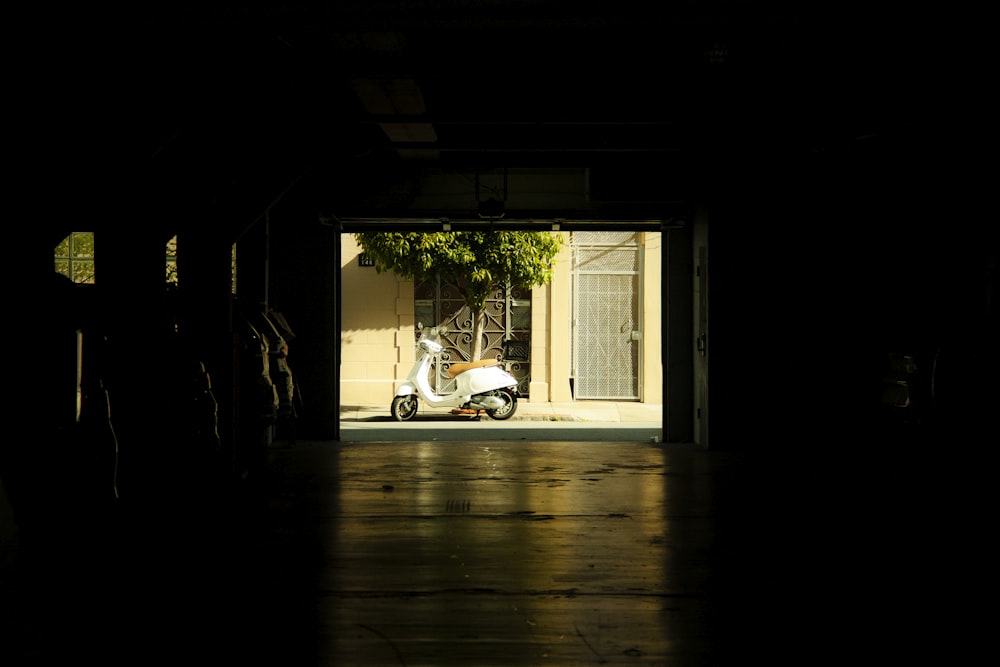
[391,395,419,422]
[484,389,517,420]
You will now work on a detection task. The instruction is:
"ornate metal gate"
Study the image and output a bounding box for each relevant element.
[571,232,641,399]
[414,279,531,396]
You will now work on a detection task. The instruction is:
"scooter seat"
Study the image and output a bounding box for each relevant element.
[447,359,498,378]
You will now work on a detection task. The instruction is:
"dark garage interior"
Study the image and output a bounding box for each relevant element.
[5,2,996,665]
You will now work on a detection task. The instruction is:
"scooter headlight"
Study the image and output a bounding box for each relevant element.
[421,339,444,353]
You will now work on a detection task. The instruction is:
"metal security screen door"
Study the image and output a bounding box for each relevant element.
[572,232,641,399]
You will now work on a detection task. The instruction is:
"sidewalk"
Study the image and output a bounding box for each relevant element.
[340,400,663,423]
[338,400,665,443]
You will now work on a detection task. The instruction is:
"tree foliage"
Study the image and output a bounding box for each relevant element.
[355,231,563,358]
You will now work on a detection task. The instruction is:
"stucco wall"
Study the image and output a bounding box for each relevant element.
[545,234,574,401]
[641,232,663,403]
[340,235,414,405]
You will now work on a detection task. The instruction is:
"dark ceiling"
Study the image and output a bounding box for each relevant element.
[18,2,988,236]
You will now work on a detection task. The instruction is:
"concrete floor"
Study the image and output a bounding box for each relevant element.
[2,430,992,666]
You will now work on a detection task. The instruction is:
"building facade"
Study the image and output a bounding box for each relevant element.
[339,231,662,407]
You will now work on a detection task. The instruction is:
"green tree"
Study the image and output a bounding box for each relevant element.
[355,231,563,359]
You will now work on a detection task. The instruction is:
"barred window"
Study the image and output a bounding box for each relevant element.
[54,232,182,285]
[54,232,96,284]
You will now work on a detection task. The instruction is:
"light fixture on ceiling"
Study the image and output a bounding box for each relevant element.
[475,167,507,220]
[477,197,505,219]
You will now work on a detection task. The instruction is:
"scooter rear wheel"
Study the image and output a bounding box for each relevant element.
[484,389,517,420]
[391,395,419,421]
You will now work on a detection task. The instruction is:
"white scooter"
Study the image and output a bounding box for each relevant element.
[391,325,519,421]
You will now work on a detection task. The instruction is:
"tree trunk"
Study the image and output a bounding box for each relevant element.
[470,306,485,361]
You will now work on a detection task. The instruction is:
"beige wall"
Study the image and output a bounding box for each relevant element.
[640,232,663,403]
[339,232,662,406]
[340,235,414,405]
[544,234,574,401]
